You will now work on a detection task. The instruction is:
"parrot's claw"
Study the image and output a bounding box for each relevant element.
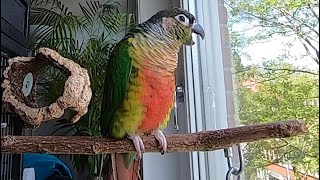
[151,129,167,154]
[128,134,145,159]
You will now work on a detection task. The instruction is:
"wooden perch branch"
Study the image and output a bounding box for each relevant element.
[1,120,308,155]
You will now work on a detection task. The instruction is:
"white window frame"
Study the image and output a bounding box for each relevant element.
[182,0,229,179]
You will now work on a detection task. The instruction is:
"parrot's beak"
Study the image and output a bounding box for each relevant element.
[192,23,205,39]
[185,23,205,46]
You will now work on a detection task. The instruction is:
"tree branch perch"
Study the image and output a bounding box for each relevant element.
[1,120,308,155]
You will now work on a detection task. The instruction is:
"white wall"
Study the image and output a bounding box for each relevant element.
[137,0,171,22]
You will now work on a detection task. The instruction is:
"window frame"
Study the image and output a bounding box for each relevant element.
[182,0,230,179]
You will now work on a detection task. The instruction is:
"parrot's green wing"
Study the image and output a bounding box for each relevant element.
[100,35,133,137]
[100,34,138,169]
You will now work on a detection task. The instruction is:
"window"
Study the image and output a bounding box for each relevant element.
[268,174,281,180]
[183,0,231,179]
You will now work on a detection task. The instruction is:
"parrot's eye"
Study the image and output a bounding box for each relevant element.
[179,15,185,22]
[175,14,190,27]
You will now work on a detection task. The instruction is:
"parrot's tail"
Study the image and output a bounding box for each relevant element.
[106,153,141,180]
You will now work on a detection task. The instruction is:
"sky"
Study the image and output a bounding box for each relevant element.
[241,35,319,70]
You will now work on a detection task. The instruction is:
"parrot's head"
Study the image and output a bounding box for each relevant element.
[148,8,205,46]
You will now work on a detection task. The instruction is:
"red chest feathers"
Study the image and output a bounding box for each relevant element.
[138,68,175,132]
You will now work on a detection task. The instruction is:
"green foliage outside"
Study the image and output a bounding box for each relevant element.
[236,62,319,178]
[226,0,319,179]
[30,0,134,178]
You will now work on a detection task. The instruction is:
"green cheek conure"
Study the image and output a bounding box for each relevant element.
[100,7,204,180]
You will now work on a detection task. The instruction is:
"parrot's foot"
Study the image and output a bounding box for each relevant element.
[151,129,167,154]
[128,134,145,159]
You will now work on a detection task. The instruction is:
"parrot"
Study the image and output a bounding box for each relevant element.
[100,7,205,180]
